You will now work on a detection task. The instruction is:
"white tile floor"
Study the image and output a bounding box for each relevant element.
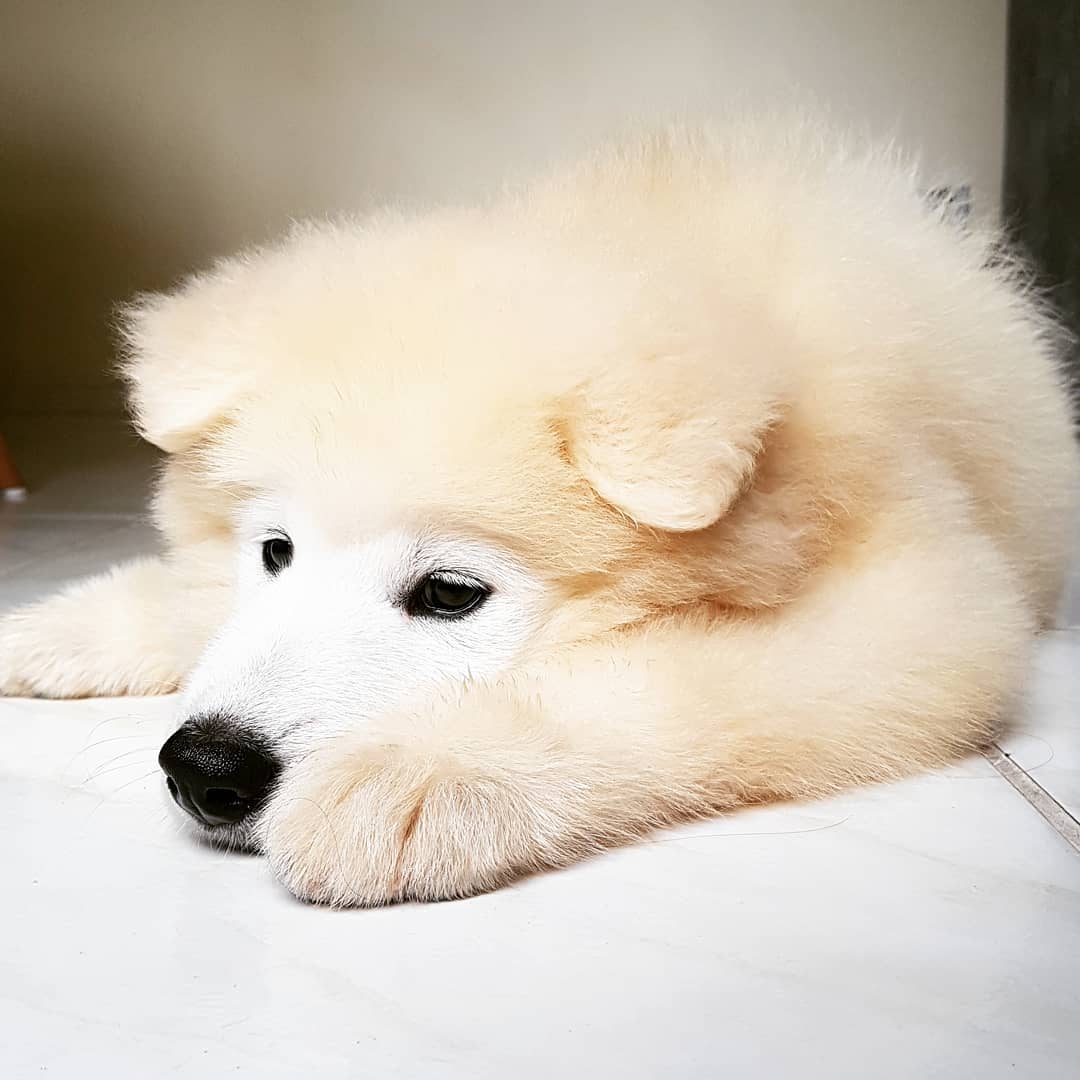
[2,417,1079,1079]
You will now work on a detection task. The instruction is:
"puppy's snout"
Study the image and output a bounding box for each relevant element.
[158,723,280,826]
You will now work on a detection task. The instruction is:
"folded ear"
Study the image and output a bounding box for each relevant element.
[565,353,785,531]
[118,276,256,453]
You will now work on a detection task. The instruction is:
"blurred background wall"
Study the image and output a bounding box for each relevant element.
[1,0,1008,417]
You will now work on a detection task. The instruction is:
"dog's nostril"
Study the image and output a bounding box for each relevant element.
[158,724,280,827]
[204,787,249,812]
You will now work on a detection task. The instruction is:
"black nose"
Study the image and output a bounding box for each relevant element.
[158,724,280,826]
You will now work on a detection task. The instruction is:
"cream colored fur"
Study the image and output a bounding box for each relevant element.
[2,118,1077,906]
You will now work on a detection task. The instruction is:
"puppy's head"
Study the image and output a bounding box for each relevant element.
[125,192,814,848]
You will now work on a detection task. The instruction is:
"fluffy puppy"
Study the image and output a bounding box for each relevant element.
[2,119,1077,906]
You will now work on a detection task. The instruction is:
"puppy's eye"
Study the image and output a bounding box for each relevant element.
[408,573,489,618]
[261,537,294,576]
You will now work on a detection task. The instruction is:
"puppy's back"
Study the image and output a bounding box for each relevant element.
[521,118,1079,616]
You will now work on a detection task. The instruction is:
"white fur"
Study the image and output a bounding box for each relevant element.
[183,500,549,759]
[2,116,1077,905]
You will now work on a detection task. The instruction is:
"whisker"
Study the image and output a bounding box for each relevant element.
[110,768,162,795]
[80,711,151,745]
[81,769,162,823]
[76,733,149,756]
[83,752,156,784]
[82,744,154,774]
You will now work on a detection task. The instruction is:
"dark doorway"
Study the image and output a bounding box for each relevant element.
[1004,0,1080,395]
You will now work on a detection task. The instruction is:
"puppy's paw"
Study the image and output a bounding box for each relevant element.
[0,561,184,699]
[0,605,76,698]
[262,734,570,907]
[0,612,36,697]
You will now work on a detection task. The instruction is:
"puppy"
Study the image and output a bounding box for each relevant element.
[3,119,1077,906]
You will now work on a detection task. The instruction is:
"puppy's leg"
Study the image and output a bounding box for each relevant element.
[264,525,1035,906]
[1,548,228,699]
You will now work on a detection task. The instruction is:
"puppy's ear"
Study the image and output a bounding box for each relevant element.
[565,353,785,531]
[118,280,256,453]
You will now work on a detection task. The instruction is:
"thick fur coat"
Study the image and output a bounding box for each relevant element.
[3,120,1077,905]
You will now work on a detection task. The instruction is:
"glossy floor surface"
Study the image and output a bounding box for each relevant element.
[2,417,1078,1079]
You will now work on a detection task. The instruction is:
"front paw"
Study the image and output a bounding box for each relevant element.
[261,740,565,907]
[0,608,58,697]
[0,562,185,699]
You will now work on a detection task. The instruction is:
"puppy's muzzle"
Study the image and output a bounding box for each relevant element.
[158,721,280,827]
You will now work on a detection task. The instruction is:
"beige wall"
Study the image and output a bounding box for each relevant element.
[1,0,1007,415]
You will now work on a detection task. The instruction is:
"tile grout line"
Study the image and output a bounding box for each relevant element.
[983,743,1080,855]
